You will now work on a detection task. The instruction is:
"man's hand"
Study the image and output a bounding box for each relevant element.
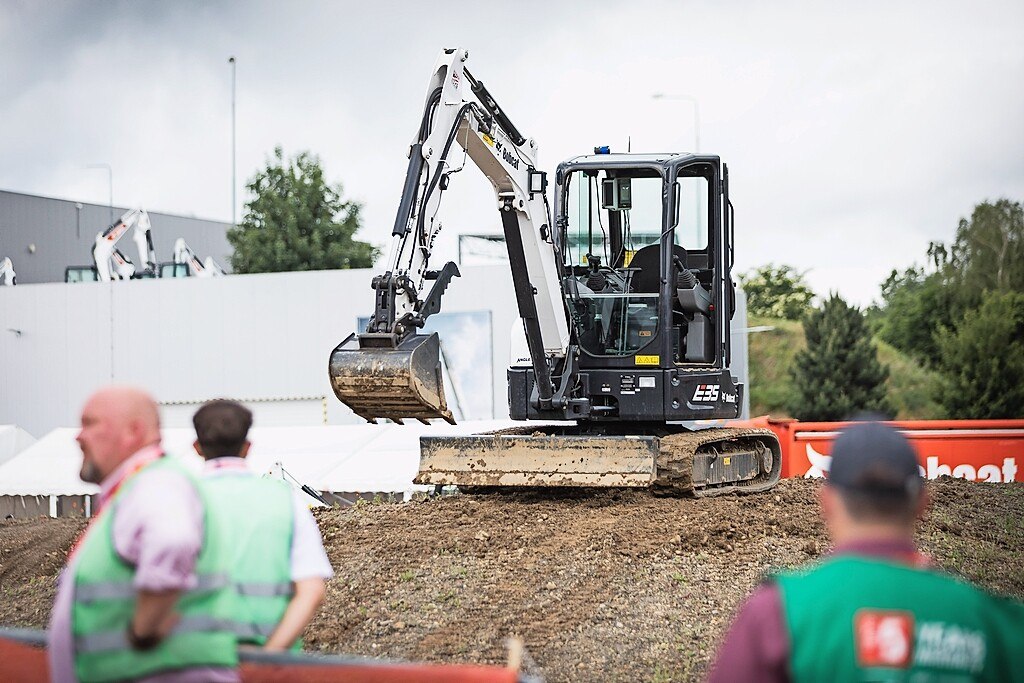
[262,578,327,652]
[129,589,182,650]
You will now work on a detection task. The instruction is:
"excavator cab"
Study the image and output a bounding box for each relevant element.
[558,155,723,367]
[505,152,740,423]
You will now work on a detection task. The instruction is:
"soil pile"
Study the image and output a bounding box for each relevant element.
[1,478,1021,682]
[0,517,86,628]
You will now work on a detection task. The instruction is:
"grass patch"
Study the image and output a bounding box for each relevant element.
[746,316,946,419]
[747,316,804,418]
[875,339,945,419]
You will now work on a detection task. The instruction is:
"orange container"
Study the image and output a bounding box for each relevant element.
[734,417,1024,482]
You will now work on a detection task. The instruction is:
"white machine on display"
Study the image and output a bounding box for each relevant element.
[0,257,16,286]
[92,208,157,281]
[160,238,225,278]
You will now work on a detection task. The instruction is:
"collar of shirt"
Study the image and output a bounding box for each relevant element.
[832,538,929,568]
[98,443,164,506]
[203,456,251,476]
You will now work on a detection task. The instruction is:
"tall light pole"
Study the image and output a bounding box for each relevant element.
[229,56,237,228]
[651,93,701,153]
[86,163,113,224]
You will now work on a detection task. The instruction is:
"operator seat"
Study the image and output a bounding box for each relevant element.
[629,243,688,293]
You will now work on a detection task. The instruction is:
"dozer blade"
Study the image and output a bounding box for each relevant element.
[329,332,455,424]
[416,434,658,487]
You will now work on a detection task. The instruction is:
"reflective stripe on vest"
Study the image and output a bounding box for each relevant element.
[237,581,294,598]
[76,616,279,654]
[75,573,232,603]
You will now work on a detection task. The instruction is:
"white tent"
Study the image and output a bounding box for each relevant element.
[0,421,531,499]
[0,425,35,468]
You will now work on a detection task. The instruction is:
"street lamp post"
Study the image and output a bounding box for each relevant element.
[651,93,701,153]
[86,163,113,224]
[229,56,236,228]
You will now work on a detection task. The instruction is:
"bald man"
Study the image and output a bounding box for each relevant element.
[48,387,239,682]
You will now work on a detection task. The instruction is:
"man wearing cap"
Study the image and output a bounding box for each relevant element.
[192,399,332,651]
[707,420,1024,683]
[49,386,238,682]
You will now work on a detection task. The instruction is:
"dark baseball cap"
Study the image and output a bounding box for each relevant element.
[828,421,922,497]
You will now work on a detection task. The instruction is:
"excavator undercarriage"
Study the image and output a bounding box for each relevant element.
[416,425,781,496]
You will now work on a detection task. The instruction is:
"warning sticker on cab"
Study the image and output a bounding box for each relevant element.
[635,355,659,366]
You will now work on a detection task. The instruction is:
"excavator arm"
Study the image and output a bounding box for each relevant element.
[92,208,157,281]
[170,238,225,278]
[330,47,572,424]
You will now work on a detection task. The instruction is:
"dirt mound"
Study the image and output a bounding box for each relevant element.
[0,478,1021,682]
[0,516,86,628]
[305,477,1023,681]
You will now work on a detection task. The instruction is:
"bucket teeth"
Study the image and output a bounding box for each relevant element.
[329,332,455,424]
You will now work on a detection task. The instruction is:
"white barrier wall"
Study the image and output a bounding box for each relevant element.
[0,266,748,438]
[0,266,519,437]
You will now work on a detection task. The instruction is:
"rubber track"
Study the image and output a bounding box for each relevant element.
[657,427,782,497]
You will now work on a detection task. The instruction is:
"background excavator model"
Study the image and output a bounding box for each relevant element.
[65,208,157,282]
[159,238,226,278]
[329,48,781,495]
[0,257,16,286]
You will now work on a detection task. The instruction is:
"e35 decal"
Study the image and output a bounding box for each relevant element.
[692,384,720,402]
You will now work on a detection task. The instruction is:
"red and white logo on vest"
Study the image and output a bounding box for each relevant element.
[854,610,914,668]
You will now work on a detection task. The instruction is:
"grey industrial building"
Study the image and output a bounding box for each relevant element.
[0,189,233,284]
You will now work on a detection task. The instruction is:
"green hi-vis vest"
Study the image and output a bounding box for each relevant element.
[72,457,238,683]
[777,555,1024,683]
[201,473,296,648]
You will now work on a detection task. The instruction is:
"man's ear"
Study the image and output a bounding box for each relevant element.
[238,441,251,458]
[193,440,205,457]
[126,418,146,445]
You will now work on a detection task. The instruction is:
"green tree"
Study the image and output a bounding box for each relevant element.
[228,147,379,273]
[950,199,1024,301]
[934,290,1024,418]
[874,199,1024,366]
[738,264,815,320]
[875,260,958,367]
[788,293,892,421]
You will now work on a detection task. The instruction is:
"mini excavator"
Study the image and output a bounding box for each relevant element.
[329,48,781,495]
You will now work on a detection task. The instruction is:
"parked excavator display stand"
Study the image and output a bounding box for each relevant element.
[329,48,781,495]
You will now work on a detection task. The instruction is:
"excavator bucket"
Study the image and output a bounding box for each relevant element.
[329,332,455,424]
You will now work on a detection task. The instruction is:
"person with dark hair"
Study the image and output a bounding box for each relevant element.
[193,400,333,652]
[707,420,1024,683]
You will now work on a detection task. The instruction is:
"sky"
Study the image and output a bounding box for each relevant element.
[2,0,1022,306]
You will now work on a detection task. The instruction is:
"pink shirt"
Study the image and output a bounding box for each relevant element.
[48,446,238,683]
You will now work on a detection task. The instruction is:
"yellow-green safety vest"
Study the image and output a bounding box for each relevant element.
[202,472,296,648]
[71,457,238,682]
